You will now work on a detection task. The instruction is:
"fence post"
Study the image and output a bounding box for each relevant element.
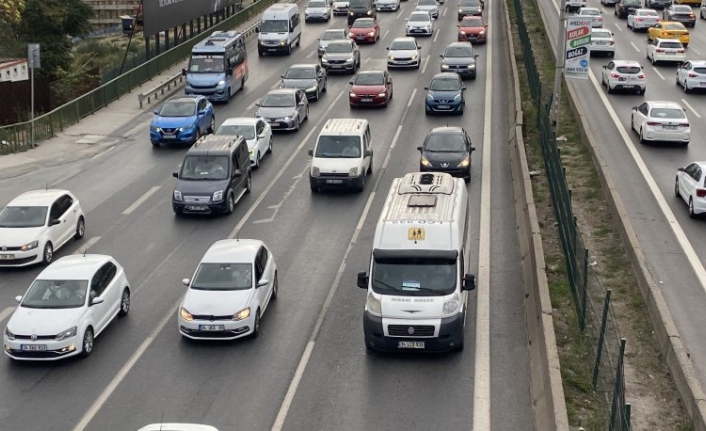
[609,338,627,431]
[625,403,631,430]
[592,289,612,389]
[581,247,589,331]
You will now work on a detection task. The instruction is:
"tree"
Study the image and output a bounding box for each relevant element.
[0,0,24,24]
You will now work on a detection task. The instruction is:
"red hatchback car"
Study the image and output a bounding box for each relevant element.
[349,70,393,108]
[349,18,381,44]
[458,16,487,44]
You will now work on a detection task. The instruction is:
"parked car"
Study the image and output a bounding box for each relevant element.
[150,95,215,147]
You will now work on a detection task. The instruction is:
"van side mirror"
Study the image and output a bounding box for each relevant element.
[182,278,190,286]
[172,172,179,178]
[308,149,314,156]
[462,273,476,291]
[357,272,368,289]
[364,149,373,157]
[233,169,242,178]
[255,27,260,33]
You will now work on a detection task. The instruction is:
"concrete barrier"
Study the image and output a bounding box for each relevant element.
[502,2,571,430]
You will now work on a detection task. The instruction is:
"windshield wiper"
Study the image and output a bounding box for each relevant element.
[372,279,401,292]
[403,286,445,295]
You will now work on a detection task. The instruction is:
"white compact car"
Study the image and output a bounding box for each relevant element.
[178,239,278,340]
[387,37,422,69]
[675,162,706,218]
[647,39,686,65]
[676,60,706,93]
[216,117,273,169]
[590,28,615,56]
[415,0,439,19]
[0,189,86,267]
[332,0,349,15]
[575,7,603,27]
[626,8,660,31]
[601,60,646,94]
[305,0,332,22]
[631,100,690,145]
[4,254,131,361]
[376,0,400,11]
[406,11,435,36]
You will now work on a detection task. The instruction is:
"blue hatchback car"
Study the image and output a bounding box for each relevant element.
[424,72,466,115]
[150,95,216,147]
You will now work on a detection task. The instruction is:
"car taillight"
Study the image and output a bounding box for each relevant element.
[646,121,661,126]
[610,41,615,45]
[678,123,689,127]
[636,17,643,21]
[610,72,620,78]
[697,188,706,198]
[688,72,698,77]
[598,17,603,21]
[638,73,646,79]
[656,49,664,53]
[662,32,668,36]
[678,49,685,53]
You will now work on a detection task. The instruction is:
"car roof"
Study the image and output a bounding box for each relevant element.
[655,37,684,43]
[611,59,640,66]
[580,7,600,11]
[432,72,462,80]
[672,4,692,9]
[136,424,219,431]
[410,10,431,15]
[391,36,417,43]
[328,39,352,45]
[357,69,385,75]
[167,96,201,103]
[658,21,686,26]
[445,41,473,49]
[592,28,612,34]
[189,135,244,154]
[221,117,258,126]
[323,28,346,34]
[645,100,684,109]
[8,189,72,207]
[429,126,465,134]
[265,88,298,96]
[635,8,658,13]
[201,239,263,263]
[688,60,706,66]
[289,63,317,70]
[37,255,113,281]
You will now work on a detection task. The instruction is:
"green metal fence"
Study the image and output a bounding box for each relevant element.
[511,0,631,429]
[0,0,280,155]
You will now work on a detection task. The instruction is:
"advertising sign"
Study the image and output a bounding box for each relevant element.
[565,17,592,80]
[143,0,242,36]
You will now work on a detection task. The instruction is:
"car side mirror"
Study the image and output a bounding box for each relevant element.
[172,172,179,178]
[416,146,423,151]
[90,297,105,306]
[198,110,206,116]
[182,278,190,286]
[15,295,22,303]
[386,47,390,50]
[602,65,607,69]
[255,102,260,107]
[153,109,159,115]
[678,167,685,172]
[423,86,429,90]
[631,106,638,110]
[462,86,467,90]
[470,146,476,151]
[255,27,260,33]
[349,80,354,85]
[181,68,187,76]
[357,271,368,289]
[484,24,488,28]
[439,54,444,58]
[257,279,269,288]
[364,149,373,157]
[474,54,479,58]
[233,169,242,178]
[281,75,285,79]
[258,133,266,138]
[308,149,314,156]
[462,273,476,291]
[49,219,61,226]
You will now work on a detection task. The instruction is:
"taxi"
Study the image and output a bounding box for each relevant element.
[647,21,690,47]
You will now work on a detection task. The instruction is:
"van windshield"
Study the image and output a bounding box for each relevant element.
[315,135,362,158]
[179,155,230,180]
[372,257,457,296]
[188,54,225,73]
[260,19,289,33]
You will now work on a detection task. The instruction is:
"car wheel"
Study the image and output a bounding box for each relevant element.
[357,172,366,192]
[465,166,472,183]
[79,327,94,358]
[271,273,278,300]
[118,288,130,317]
[607,83,614,93]
[193,128,202,145]
[675,177,681,198]
[151,142,160,148]
[639,88,646,95]
[43,242,53,265]
[267,136,273,154]
[226,191,235,214]
[639,128,646,144]
[227,87,232,100]
[689,198,696,218]
[294,117,301,131]
[74,216,85,240]
[609,52,615,57]
[651,55,657,65]
[305,106,310,121]
[367,157,373,175]
[315,88,320,101]
[251,309,261,338]
[208,116,215,134]
[454,331,465,352]
[684,81,691,93]
[256,151,262,169]
[245,172,252,194]
[323,79,328,93]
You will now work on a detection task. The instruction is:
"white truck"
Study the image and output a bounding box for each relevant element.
[356,172,476,353]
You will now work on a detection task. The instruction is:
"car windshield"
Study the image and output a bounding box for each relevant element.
[188,54,225,73]
[673,6,692,12]
[461,18,483,27]
[460,0,480,6]
[664,22,686,30]
[260,19,288,33]
[261,93,296,107]
[21,280,88,309]
[424,133,467,152]
[639,10,658,16]
[285,68,316,79]
[409,13,430,22]
[326,42,352,53]
[216,124,256,140]
[649,108,686,119]
[322,31,345,40]
[430,78,461,91]
[592,30,611,38]
[315,135,362,158]
[616,65,641,74]
[355,72,385,85]
[660,41,683,49]
[418,0,436,5]
[179,155,230,180]
[159,101,196,117]
[624,0,640,5]
[0,206,47,228]
[350,0,372,7]
[390,40,417,50]
[308,1,327,7]
[444,46,473,57]
[190,263,252,291]
[581,9,599,15]
[371,257,457,296]
[352,18,375,28]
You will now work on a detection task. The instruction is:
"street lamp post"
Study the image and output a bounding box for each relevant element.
[552,0,568,135]
[28,44,41,148]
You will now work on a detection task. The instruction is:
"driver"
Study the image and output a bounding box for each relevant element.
[45,281,73,300]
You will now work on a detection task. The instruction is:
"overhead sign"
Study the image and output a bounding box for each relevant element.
[565,17,592,80]
[142,0,242,36]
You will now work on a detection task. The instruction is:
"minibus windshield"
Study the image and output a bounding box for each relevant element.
[371,257,456,296]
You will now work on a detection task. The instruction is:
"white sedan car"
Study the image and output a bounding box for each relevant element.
[591,28,615,57]
[415,0,439,19]
[0,189,85,267]
[675,162,706,218]
[575,7,603,27]
[676,60,706,93]
[387,37,422,69]
[375,0,400,11]
[631,100,690,145]
[215,117,273,169]
[4,254,131,361]
[406,11,435,36]
[601,60,646,94]
[647,39,686,65]
[627,8,660,31]
[178,239,278,340]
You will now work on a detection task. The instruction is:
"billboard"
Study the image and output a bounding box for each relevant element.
[564,17,592,80]
[143,0,242,36]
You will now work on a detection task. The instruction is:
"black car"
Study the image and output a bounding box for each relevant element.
[663,5,697,27]
[172,135,252,216]
[417,126,476,182]
[280,64,328,101]
[615,0,641,18]
[348,0,376,25]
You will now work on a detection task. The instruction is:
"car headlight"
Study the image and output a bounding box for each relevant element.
[217,80,226,87]
[213,190,223,202]
[412,53,419,60]
[468,63,475,69]
[345,58,354,63]
[284,115,294,121]
[442,293,461,315]
[350,10,355,14]
[459,30,466,34]
[349,167,359,177]
[441,64,450,69]
[388,54,396,60]
[479,30,485,35]
[349,32,355,37]
[421,156,431,166]
[377,92,386,97]
[249,149,254,156]
[55,326,77,341]
[20,241,38,251]
[365,292,382,316]
[367,10,372,15]
[311,166,321,177]
[150,126,159,132]
[178,124,194,132]
[5,328,15,341]
[307,85,318,92]
[427,93,434,101]
[350,92,357,97]
[232,307,251,321]
[173,190,182,201]
[457,156,470,167]
[367,31,375,37]
[454,94,462,101]
[180,307,193,321]
[459,8,463,12]
[322,58,330,63]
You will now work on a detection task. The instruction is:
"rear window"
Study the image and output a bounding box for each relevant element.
[664,22,686,30]
[693,67,706,74]
[616,66,641,74]
[623,0,640,6]
[649,108,686,119]
[660,41,683,49]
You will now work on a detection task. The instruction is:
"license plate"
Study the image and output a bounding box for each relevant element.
[0,254,14,260]
[186,205,207,211]
[357,36,365,40]
[21,344,47,351]
[327,179,343,184]
[700,82,706,86]
[664,125,677,130]
[413,29,423,33]
[361,98,373,102]
[331,65,342,68]
[667,52,676,55]
[622,85,634,88]
[163,134,176,139]
[398,341,425,349]
[199,324,225,331]
[437,105,450,109]
[268,48,278,51]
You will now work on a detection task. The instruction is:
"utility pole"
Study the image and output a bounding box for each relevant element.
[27,44,40,148]
[552,0,568,135]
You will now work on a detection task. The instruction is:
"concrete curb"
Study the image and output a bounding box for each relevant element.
[502,1,570,430]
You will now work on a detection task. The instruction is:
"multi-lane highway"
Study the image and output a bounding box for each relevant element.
[536,0,706,399]
[0,1,535,430]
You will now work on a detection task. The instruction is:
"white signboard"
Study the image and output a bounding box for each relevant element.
[565,17,592,80]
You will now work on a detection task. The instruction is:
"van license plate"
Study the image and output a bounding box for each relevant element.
[327,179,343,184]
[398,341,425,349]
[186,205,207,211]
[21,344,47,351]
[199,325,225,331]
[0,254,14,260]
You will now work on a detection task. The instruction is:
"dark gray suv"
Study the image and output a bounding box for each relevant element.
[172,135,252,216]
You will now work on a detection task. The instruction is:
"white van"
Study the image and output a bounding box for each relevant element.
[256,4,302,56]
[356,172,476,352]
[308,118,373,192]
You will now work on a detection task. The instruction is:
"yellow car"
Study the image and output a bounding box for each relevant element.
[675,0,699,5]
[647,21,690,46]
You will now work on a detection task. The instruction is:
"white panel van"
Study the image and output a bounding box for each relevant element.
[256,4,302,56]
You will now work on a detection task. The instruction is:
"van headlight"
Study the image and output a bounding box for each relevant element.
[55,326,77,341]
[349,167,359,177]
[311,166,321,177]
[366,292,382,316]
[232,308,251,321]
[213,190,223,202]
[217,80,226,87]
[457,156,470,167]
[173,190,183,201]
[20,241,38,251]
[442,293,461,315]
[279,40,286,46]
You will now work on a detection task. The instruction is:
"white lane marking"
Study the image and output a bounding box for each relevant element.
[90,146,115,160]
[382,29,390,40]
[630,41,640,52]
[247,100,258,110]
[122,185,162,215]
[681,98,702,119]
[365,57,371,64]
[252,166,310,224]
[433,28,440,42]
[72,300,181,431]
[651,67,665,80]
[271,116,404,431]
[306,50,316,58]
[443,7,447,16]
[381,125,403,170]
[690,46,701,55]
[421,54,430,74]
[473,0,492,428]
[396,9,404,19]
[74,236,101,254]
[228,87,348,239]
[0,307,14,324]
[406,88,417,108]
[614,22,622,31]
